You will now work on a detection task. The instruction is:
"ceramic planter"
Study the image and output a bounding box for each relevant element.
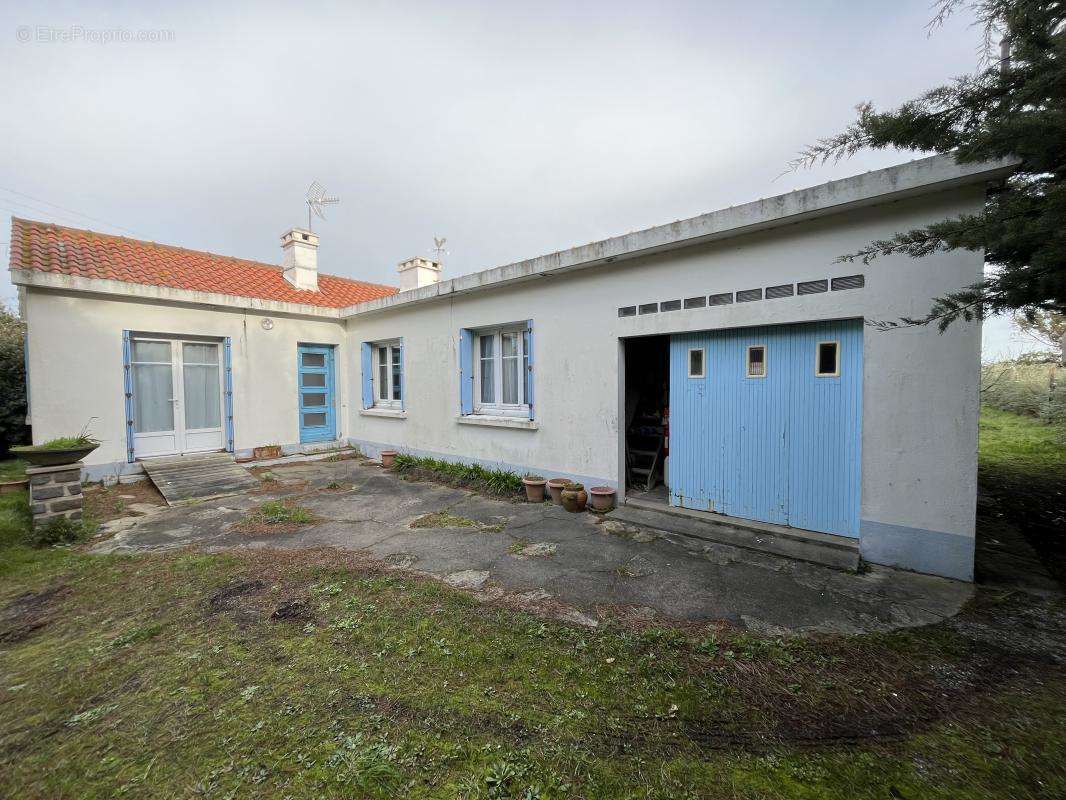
[546,477,570,505]
[560,482,588,513]
[522,476,547,503]
[589,486,616,512]
[253,445,283,460]
[10,444,98,467]
[380,450,397,469]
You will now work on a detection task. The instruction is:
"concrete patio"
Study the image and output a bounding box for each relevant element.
[91,458,974,635]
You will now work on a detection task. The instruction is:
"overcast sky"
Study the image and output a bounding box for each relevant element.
[0,0,1041,357]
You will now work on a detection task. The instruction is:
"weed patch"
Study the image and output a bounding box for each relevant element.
[410,510,506,533]
[392,453,523,498]
[233,501,318,534]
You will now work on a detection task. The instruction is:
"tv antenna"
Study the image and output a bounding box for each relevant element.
[431,236,448,261]
[305,181,340,231]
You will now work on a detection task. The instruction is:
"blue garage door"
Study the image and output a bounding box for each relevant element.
[669,319,862,537]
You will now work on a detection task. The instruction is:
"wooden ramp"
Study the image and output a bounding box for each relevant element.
[141,453,259,505]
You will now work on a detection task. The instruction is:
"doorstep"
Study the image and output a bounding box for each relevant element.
[610,499,861,571]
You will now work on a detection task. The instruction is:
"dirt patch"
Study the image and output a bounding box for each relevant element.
[83,481,166,523]
[271,600,314,623]
[0,585,70,644]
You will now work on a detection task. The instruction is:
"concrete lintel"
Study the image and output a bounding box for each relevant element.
[339,153,1019,318]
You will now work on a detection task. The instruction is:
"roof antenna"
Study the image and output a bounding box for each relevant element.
[305,181,340,231]
[432,236,448,261]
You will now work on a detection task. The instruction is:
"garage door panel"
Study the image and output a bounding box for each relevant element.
[669,320,862,538]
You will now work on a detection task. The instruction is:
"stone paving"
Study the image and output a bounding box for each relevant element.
[91,458,974,635]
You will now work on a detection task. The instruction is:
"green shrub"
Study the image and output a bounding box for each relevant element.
[253,500,314,525]
[982,361,1066,434]
[0,307,28,456]
[23,515,92,548]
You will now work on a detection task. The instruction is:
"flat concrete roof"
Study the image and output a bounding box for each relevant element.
[340,153,1018,318]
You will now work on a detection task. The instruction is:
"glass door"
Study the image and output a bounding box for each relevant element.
[298,345,336,443]
[131,338,226,458]
[131,339,179,458]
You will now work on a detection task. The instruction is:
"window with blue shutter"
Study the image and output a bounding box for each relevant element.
[360,342,374,409]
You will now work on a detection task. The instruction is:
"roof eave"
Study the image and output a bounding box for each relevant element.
[338,153,1019,319]
[9,268,346,319]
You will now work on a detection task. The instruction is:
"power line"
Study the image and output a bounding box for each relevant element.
[0,186,140,236]
[0,202,138,238]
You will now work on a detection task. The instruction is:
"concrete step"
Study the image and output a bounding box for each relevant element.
[609,500,861,571]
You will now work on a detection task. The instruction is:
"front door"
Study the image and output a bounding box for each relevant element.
[298,345,336,443]
[131,338,224,458]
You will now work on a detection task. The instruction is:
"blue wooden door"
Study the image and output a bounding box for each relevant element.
[669,320,862,537]
[298,345,336,443]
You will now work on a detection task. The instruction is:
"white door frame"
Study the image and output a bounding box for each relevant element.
[131,336,225,459]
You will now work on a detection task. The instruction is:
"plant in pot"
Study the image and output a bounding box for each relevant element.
[521,475,547,503]
[380,450,398,469]
[588,486,616,512]
[560,482,588,513]
[253,443,283,460]
[546,477,570,505]
[11,420,100,467]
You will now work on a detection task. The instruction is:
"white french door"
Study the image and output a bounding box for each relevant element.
[131,338,225,458]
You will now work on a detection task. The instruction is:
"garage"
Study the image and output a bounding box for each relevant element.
[668,319,863,538]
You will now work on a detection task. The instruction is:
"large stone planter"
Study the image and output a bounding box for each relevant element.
[12,444,98,467]
[26,461,84,528]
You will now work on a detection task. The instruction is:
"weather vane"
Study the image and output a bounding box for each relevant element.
[305,181,340,231]
[432,236,448,261]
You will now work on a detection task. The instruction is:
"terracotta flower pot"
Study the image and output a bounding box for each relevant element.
[560,482,588,513]
[522,476,547,503]
[589,486,616,512]
[546,477,570,505]
[380,450,397,469]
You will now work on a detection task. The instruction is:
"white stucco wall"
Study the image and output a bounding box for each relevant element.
[21,292,349,477]
[347,187,986,580]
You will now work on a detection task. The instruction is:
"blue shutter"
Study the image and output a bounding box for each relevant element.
[398,338,405,412]
[223,337,234,453]
[459,328,473,415]
[360,342,374,409]
[524,319,534,420]
[121,330,135,463]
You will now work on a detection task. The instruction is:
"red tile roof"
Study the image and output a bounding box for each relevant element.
[8,217,398,308]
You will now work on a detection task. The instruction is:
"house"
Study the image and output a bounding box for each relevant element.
[9,154,1016,581]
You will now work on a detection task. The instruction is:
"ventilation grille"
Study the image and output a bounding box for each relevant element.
[832,274,865,291]
[617,274,864,321]
[797,279,828,295]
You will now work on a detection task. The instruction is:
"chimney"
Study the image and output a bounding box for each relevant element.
[280,228,319,291]
[397,256,442,292]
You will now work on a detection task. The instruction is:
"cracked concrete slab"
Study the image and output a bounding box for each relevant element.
[87,458,975,634]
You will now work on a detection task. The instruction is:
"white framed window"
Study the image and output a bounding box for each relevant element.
[816,341,840,377]
[373,340,403,408]
[688,348,705,378]
[474,326,529,417]
[746,345,767,378]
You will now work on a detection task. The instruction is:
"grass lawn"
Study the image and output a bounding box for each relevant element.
[978,406,1066,580]
[0,418,1064,799]
[0,459,26,482]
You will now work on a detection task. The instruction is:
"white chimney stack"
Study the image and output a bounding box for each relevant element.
[280,228,319,291]
[397,256,442,292]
